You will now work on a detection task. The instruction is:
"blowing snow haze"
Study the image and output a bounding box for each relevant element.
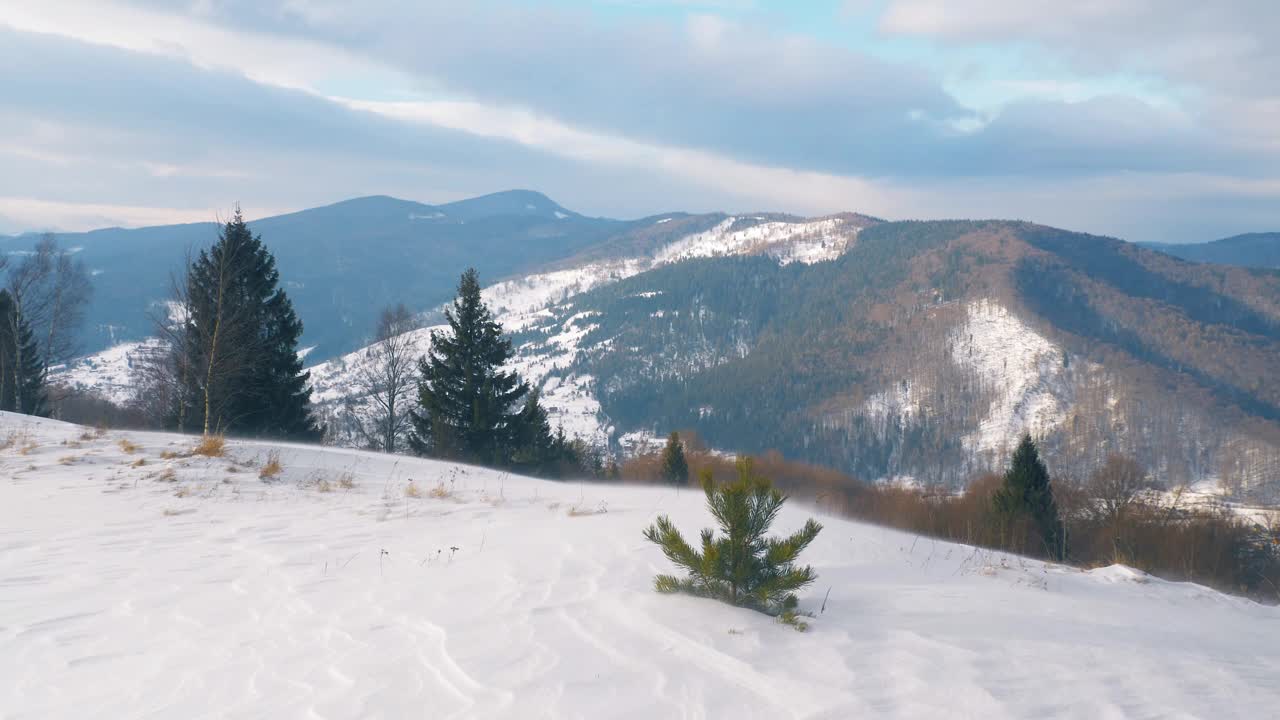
[3,2,1280,719]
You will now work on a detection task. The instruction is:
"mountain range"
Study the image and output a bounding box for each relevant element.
[1142,233,1280,269]
[0,190,641,360]
[21,192,1280,500]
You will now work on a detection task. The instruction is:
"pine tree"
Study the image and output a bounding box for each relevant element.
[511,389,557,475]
[992,433,1063,559]
[0,289,47,416]
[250,286,320,439]
[660,431,689,487]
[180,209,319,440]
[408,268,529,464]
[643,458,823,627]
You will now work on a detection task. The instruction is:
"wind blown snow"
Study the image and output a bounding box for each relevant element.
[2,413,1277,719]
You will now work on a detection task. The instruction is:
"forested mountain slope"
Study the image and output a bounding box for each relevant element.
[41,203,1280,500]
[519,220,1280,498]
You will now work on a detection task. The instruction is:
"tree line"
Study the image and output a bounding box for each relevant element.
[119,212,597,478]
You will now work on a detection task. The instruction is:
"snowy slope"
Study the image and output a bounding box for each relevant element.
[51,339,160,405]
[3,412,1278,719]
[306,215,865,449]
[950,299,1077,456]
[653,217,860,266]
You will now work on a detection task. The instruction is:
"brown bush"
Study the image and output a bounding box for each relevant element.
[192,435,226,458]
[258,451,283,480]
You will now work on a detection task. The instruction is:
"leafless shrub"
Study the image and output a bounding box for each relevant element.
[192,435,226,457]
[258,451,283,480]
[568,501,608,517]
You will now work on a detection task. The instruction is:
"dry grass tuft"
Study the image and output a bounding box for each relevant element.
[130,457,147,468]
[258,451,283,480]
[337,472,356,490]
[57,454,78,465]
[159,449,183,460]
[405,481,423,498]
[428,482,451,499]
[118,438,140,454]
[78,430,96,441]
[157,467,177,482]
[192,434,226,457]
[317,478,332,493]
[174,486,191,498]
[567,501,609,517]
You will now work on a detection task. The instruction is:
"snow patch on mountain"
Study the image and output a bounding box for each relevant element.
[861,381,918,426]
[483,260,646,332]
[654,217,858,266]
[52,338,161,405]
[951,299,1070,456]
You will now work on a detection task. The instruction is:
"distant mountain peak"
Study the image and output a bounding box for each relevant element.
[1143,231,1280,269]
[438,189,577,221]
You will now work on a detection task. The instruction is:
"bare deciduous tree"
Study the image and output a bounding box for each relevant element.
[355,304,420,452]
[132,267,196,431]
[1087,455,1154,527]
[5,234,93,374]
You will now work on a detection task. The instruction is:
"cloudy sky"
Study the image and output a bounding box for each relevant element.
[1,0,1277,242]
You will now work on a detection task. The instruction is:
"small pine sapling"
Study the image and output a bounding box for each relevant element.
[643,458,823,628]
[660,431,689,488]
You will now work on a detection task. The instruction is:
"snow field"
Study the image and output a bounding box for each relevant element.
[2,412,1278,719]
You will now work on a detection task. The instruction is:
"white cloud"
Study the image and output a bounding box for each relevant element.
[0,196,288,233]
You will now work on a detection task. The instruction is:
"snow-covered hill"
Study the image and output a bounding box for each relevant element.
[54,214,865,431]
[3,412,1277,718]
[303,215,867,448]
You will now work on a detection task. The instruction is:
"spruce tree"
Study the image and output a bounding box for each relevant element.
[992,433,1063,559]
[643,459,823,627]
[660,431,689,487]
[180,209,319,440]
[0,290,47,416]
[511,389,557,475]
[408,268,529,464]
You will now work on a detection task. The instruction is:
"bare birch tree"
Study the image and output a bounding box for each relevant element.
[355,304,420,452]
[4,234,92,375]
